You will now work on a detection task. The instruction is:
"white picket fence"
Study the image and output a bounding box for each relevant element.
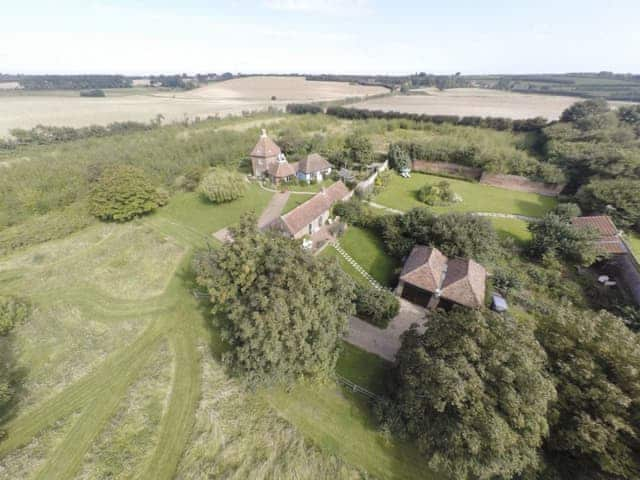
[332,241,384,290]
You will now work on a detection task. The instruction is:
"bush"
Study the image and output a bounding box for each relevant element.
[286,103,323,114]
[0,296,29,336]
[198,168,247,203]
[332,199,374,228]
[89,165,165,221]
[491,268,523,296]
[577,178,640,233]
[416,181,454,206]
[354,286,399,328]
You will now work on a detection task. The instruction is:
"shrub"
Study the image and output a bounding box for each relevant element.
[0,296,29,336]
[416,181,454,206]
[198,168,247,203]
[89,165,165,221]
[286,103,323,114]
[333,200,374,228]
[577,178,640,233]
[491,268,523,296]
[354,286,400,328]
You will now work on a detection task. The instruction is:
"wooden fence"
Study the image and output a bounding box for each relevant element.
[336,375,381,402]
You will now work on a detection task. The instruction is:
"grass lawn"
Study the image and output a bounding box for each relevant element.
[336,342,391,395]
[281,192,314,214]
[489,217,532,245]
[624,232,640,261]
[321,245,370,287]
[340,226,399,287]
[374,172,557,217]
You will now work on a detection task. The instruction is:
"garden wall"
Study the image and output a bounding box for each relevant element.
[411,160,482,181]
[356,160,389,193]
[479,173,565,197]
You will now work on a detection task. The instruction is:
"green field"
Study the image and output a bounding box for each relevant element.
[0,184,436,479]
[339,226,399,287]
[489,217,533,245]
[373,172,557,217]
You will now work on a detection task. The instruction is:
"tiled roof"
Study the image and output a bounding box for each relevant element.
[299,153,332,174]
[400,245,487,309]
[571,215,627,255]
[571,215,618,236]
[280,181,351,235]
[400,246,447,293]
[268,160,296,178]
[440,258,486,309]
[250,131,281,158]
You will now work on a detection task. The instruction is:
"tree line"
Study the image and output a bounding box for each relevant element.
[0,74,132,90]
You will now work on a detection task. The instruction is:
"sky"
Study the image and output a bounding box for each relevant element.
[1,0,638,76]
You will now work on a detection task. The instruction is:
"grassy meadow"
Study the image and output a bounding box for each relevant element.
[0,141,437,479]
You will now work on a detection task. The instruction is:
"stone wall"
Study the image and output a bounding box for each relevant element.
[411,160,482,181]
[479,172,565,197]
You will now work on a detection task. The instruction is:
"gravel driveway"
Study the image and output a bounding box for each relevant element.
[345,299,427,361]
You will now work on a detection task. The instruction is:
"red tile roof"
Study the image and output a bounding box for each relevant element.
[571,215,627,255]
[251,130,281,158]
[400,245,487,309]
[299,153,332,174]
[280,181,351,235]
[400,246,447,293]
[440,258,487,309]
[268,160,296,178]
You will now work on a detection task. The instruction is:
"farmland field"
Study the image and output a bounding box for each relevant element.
[0,76,387,137]
[350,87,632,120]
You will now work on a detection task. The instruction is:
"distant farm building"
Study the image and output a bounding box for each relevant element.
[395,246,487,310]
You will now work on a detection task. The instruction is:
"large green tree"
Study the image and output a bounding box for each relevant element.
[384,308,555,479]
[379,208,499,260]
[577,178,640,233]
[89,164,166,221]
[538,304,640,479]
[193,215,355,383]
[528,212,601,265]
[343,132,374,168]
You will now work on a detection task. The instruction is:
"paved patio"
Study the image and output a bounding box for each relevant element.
[345,298,427,361]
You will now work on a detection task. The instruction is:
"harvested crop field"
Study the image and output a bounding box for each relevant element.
[350,87,632,120]
[0,76,386,137]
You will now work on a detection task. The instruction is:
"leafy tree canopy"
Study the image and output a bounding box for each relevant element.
[577,178,640,233]
[528,211,601,266]
[383,308,555,479]
[379,208,499,260]
[387,143,411,171]
[193,215,355,383]
[89,164,166,221]
[354,286,399,328]
[416,181,455,206]
[198,168,247,203]
[343,132,374,168]
[537,304,640,479]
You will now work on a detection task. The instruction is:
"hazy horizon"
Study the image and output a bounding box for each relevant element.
[2,0,639,76]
